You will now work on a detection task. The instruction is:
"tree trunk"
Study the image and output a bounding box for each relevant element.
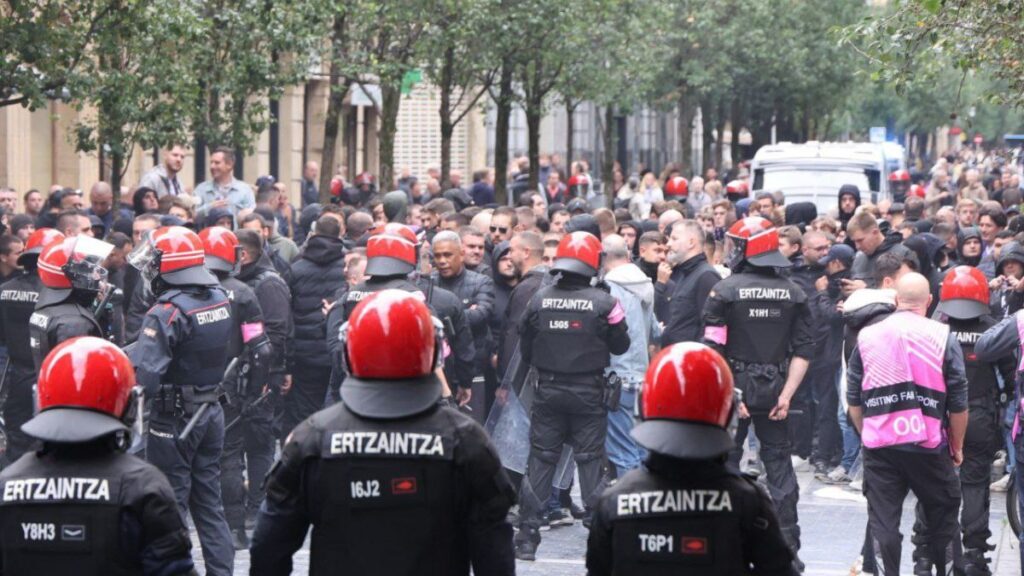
[565,101,575,168]
[526,96,542,195]
[677,91,695,174]
[110,150,123,208]
[378,83,402,193]
[701,98,714,173]
[729,98,742,168]
[602,105,616,208]
[320,15,346,203]
[439,46,455,190]
[714,118,726,172]
[494,57,513,205]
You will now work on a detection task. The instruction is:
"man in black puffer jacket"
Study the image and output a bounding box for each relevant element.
[283,215,346,441]
[431,231,495,407]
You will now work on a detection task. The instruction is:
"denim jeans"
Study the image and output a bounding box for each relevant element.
[838,370,860,471]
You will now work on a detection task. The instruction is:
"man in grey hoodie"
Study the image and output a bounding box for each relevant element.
[601,234,662,476]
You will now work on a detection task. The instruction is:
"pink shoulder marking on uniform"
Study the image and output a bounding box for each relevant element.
[608,300,625,325]
[704,325,727,345]
[241,322,265,343]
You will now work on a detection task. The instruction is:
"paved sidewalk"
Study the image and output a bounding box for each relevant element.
[197,466,1022,575]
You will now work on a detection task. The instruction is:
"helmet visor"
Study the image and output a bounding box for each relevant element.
[128,231,159,284]
[65,236,113,291]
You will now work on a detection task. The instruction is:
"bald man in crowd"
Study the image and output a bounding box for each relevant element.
[846,272,968,575]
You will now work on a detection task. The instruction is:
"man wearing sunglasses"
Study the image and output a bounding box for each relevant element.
[489,207,516,246]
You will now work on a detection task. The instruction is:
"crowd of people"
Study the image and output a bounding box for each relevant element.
[0,142,1024,575]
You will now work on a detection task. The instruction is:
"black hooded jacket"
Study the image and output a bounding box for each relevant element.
[239,252,293,375]
[288,234,346,370]
[850,231,912,287]
[837,184,861,226]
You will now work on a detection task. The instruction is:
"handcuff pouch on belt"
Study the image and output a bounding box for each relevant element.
[154,384,221,416]
[730,360,786,411]
[604,371,623,411]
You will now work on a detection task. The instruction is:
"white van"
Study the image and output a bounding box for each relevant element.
[750,142,902,214]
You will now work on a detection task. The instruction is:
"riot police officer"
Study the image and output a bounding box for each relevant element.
[586,342,798,575]
[128,226,235,576]
[702,216,813,571]
[0,336,195,575]
[251,289,515,575]
[199,226,272,551]
[325,223,475,401]
[514,231,631,561]
[30,235,113,369]
[931,266,1014,574]
[0,228,63,463]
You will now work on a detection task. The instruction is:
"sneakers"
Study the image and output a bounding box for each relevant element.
[823,465,852,485]
[540,507,574,531]
[849,478,863,491]
[743,458,765,477]
[991,474,1011,493]
[791,455,812,472]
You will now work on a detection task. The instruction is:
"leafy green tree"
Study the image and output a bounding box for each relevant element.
[0,0,134,110]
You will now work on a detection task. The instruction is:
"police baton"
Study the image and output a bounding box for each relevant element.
[179,356,239,441]
[224,388,274,434]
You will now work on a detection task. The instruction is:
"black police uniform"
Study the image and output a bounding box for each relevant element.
[131,285,235,576]
[325,276,477,396]
[250,402,516,576]
[216,275,273,543]
[29,289,103,372]
[586,453,797,576]
[0,440,195,575]
[516,273,630,544]
[236,254,292,517]
[701,267,814,555]
[0,271,42,463]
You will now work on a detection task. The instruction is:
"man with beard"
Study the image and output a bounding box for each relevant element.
[488,240,517,415]
[835,184,861,232]
[657,220,719,346]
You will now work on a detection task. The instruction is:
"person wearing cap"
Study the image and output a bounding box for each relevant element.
[251,289,516,576]
[0,228,63,463]
[198,227,273,551]
[0,337,195,575]
[513,231,631,560]
[29,235,113,371]
[916,266,1015,573]
[991,240,1024,317]
[586,342,797,576]
[846,273,968,575]
[324,224,475,407]
[701,216,814,572]
[128,226,236,575]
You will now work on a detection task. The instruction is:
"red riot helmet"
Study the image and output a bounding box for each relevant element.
[330,177,345,198]
[23,336,140,443]
[355,172,376,188]
[907,184,926,199]
[664,176,689,198]
[888,169,911,183]
[365,224,418,277]
[632,342,737,459]
[551,231,602,277]
[37,236,114,292]
[936,265,990,320]
[725,180,749,202]
[567,174,591,199]
[339,289,443,419]
[725,216,791,270]
[128,226,217,287]
[18,228,65,268]
[199,226,242,275]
